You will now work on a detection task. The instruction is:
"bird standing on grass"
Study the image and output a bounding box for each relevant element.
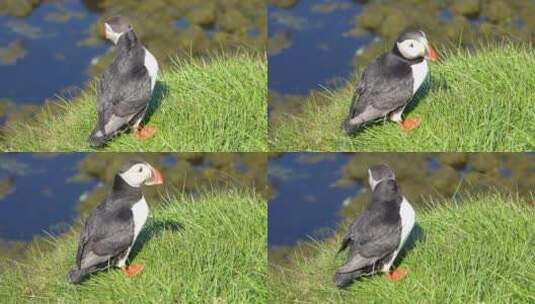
[343,31,438,135]
[89,16,159,148]
[68,160,164,284]
[333,164,415,288]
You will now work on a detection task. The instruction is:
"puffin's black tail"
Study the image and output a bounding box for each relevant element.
[68,267,86,284]
[333,270,364,288]
[88,128,109,148]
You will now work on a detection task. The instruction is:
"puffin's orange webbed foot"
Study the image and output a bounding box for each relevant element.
[134,127,156,140]
[398,117,421,132]
[385,267,409,281]
[121,263,145,278]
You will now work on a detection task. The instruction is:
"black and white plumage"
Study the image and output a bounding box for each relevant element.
[89,16,159,148]
[343,31,438,135]
[333,164,415,288]
[68,160,164,284]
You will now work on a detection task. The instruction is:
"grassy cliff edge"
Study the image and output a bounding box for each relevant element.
[269,194,535,303]
[1,52,267,152]
[0,189,267,303]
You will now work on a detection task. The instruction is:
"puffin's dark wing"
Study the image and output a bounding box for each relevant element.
[337,181,402,273]
[336,212,401,273]
[75,203,134,269]
[349,54,413,116]
[90,207,134,256]
[97,64,151,118]
[74,203,106,269]
[113,69,151,117]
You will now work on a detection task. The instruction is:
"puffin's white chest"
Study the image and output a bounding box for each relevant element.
[115,197,149,268]
[410,60,428,94]
[398,197,415,247]
[382,197,415,272]
[143,47,158,92]
[131,197,149,241]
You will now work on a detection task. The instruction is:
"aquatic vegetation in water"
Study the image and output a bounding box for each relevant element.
[270,11,312,31]
[0,177,14,201]
[45,8,86,23]
[0,41,27,66]
[0,156,28,176]
[0,0,41,17]
[268,31,292,56]
[5,20,42,39]
[85,0,267,77]
[336,153,535,220]
[310,2,353,14]
[73,153,267,217]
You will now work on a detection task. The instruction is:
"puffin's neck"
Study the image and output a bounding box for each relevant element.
[109,174,143,204]
[370,177,394,191]
[392,46,425,65]
[117,30,139,53]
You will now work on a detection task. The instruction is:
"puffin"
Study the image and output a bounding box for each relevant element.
[68,160,164,284]
[333,164,415,288]
[88,16,159,148]
[342,31,438,135]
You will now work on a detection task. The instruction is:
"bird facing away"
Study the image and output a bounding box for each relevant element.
[342,31,438,135]
[88,16,159,148]
[68,160,164,284]
[333,164,415,288]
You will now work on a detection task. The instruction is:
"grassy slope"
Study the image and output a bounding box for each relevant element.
[0,189,267,303]
[270,44,535,152]
[1,52,267,152]
[269,194,535,303]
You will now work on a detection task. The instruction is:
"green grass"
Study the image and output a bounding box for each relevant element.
[1,52,267,152]
[270,44,535,151]
[0,189,267,303]
[269,194,535,303]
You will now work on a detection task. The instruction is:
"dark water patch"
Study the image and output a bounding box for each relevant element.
[427,157,441,173]
[0,0,105,104]
[268,1,369,95]
[439,9,455,21]
[499,167,513,178]
[175,19,190,31]
[0,153,95,240]
[268,153,356,247]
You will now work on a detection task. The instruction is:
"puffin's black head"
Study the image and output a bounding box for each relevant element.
[394,31,438,62]
[118,160,164,188]
[368,164,396,190]
[102,16,133,45]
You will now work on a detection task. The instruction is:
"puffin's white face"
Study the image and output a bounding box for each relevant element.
[396,31,438,62]
[104,23,123,45]
[397,38,427,60]
[119,163,164,188]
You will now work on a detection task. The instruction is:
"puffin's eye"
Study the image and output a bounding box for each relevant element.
[138,167,143,173]
[409,43,414,48]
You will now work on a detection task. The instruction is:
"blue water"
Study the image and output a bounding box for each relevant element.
[0,0,106,104]
[268,1,371,94]
[0,153,95,240]
[268,153,357,247]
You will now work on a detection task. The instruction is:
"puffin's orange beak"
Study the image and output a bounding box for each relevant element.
[146,167,164,186]
[426,44,438,62]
